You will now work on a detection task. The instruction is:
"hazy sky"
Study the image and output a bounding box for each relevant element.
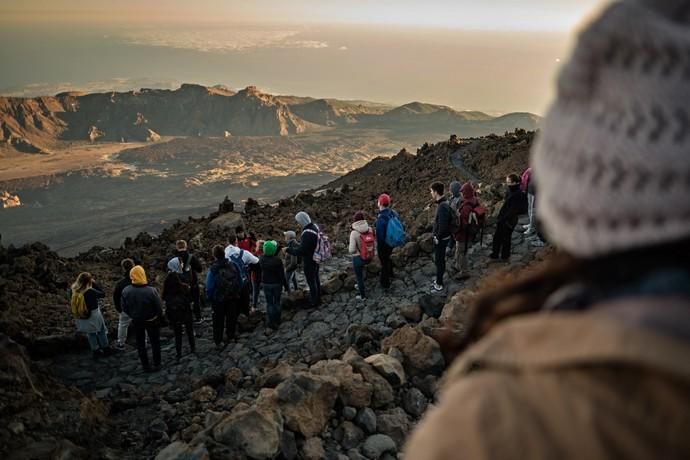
[0,0,610,114]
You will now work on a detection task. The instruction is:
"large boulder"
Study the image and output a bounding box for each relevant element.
[155,442,210,460]
[419,294,445,318]
[399,303,422,323]
[257,362,294,389]
[310,360,373,408]
[212,404,283,459]
[418,233,434,254]
[209,212,244,231]
[345,357,394,408]
[381,326,445,377]
[364,354,405,387]
[273,372,339,437]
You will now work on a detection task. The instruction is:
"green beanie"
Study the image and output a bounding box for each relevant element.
[263,240,278,256]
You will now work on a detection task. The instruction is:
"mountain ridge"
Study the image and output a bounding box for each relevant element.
[0,83,541,154]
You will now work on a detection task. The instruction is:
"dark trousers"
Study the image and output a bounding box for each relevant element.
[212,300,240,345]
[251,279,261,308]
[190,286,201,320]
[133,319,161,369]
[491,223,515,260]
[434,237,450,285]
[263,284,283,326]
[352,256,368,297]
[378,244,394,289]
[304,262,321,307]
[286,270,299,291]
[172,318,195,358]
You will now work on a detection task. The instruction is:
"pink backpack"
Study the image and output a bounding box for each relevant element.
[520,168,532,192]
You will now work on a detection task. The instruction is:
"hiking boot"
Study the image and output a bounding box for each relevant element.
[523,227,536,235]
[355,295,366,301]
[114,342,126,351]
[431,281,444,292]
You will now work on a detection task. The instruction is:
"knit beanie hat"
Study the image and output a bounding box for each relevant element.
[531,0,690,258]
[295,211,312,227]
[449,181,461,197]
[263,240,278,257]
[129,265,148,285]
[378,193,391,207]
[353,211,365,222]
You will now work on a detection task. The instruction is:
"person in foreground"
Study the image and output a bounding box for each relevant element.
[405,1,690,458]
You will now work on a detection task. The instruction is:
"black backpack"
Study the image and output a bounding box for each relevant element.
[213,262,242,302]
[178,254,193,284]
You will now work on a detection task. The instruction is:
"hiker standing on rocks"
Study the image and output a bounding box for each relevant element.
[70,272,113,359]
[283,230,301,292]
[490,173,526,261]
[121,266,164,372]
[171,240,204,324]
[447,181,463,256]
[235,226,260,312]
[162,267,195,363]
[349,210,375,300]
[224,232,259,317]
[375,194,395,289]
[208,244,248,348]
[407,1,690,457]
[259,240,289,329]
[113,258,134,350]
[286,211,322,307]
[452,182,480,279]
[430,182,454,292]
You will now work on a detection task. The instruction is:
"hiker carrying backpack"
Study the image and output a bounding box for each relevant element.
[305,225,332,264]
[349,211,375,299]
[454,182,486,251]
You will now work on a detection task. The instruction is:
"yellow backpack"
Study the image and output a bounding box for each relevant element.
[70,291,90,319]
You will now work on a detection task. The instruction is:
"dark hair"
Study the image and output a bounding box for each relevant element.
[213,245,225,260]
[161,272,187,299]
[442,237,690,363]
[227,232,237,245]
[121,258,134,274]
[430,182,444,195]
[507,173,520,184]
[235,226,245,234]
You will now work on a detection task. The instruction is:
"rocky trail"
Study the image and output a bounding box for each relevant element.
[38,224,544,459]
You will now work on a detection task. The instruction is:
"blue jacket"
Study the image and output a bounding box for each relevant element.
[205,259,228,304]
[375,207,394,249]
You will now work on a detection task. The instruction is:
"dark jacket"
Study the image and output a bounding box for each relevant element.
[113,276,130,313]
[287,223,319,267]
[172,250,203,286]
[284,240,301,272]
[433,197,453,240]
[497,185,527,228]
[205,258,239,304]
[85,285,105,311]
[121,284,164,322]
[260,255,289,291]
[375,207,394,249]
[163,285,192,323]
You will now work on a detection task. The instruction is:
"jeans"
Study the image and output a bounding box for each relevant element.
[133,319,161,369]
[286,270,299,291]
[212,299,241,345]
[434,237,450,285]
[352,256,368,297]
[172,318,195,358]
[527,193,536,229]
[117,310,131,346]
[87,324,109,351]
[378,244,394,289]
[304,261,321,307]
[263,284,283,326]
[491,222,515,260]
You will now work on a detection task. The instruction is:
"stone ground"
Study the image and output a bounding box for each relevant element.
[40,220,541,459]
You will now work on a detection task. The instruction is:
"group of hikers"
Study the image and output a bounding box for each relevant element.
[69,172,540,372]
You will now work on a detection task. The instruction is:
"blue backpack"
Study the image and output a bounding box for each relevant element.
[385,212,406,248]
[228,249,248,286]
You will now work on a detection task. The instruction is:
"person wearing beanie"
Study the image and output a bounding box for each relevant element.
[171,239,204,324]
[112,258,135,350]
[489,173,527,261]
[286,211,322,307]
[121,265,164,372]
[452,182,480,278]
[349,210,375,300]
[283,230,301,292]
[374,193,395,289]
[259,240,289,329]
[407,2,690,458]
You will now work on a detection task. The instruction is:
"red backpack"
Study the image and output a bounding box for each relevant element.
[359,230,376,261]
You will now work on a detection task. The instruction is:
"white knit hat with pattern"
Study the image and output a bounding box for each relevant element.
[532,0,690,258]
